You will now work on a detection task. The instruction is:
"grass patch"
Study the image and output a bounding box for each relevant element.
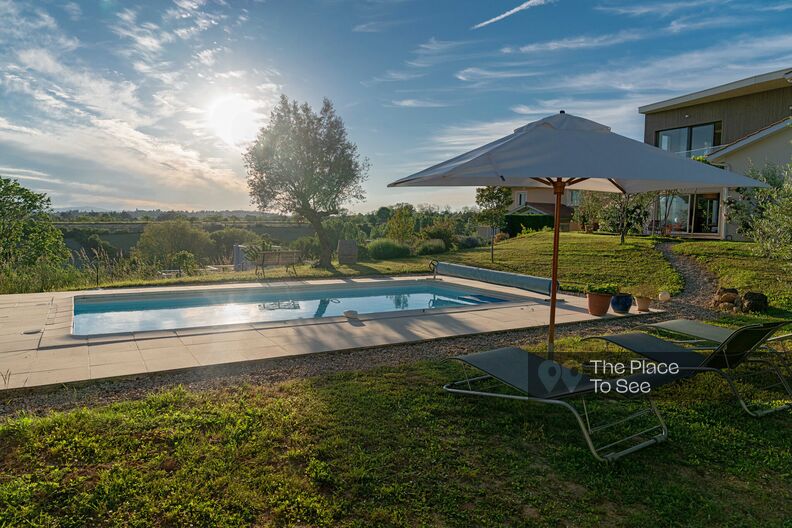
[673,241,792,317]
[1,335,790,526]
[77,233,683,296]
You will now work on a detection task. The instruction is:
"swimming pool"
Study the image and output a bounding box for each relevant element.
[72,281,510,336]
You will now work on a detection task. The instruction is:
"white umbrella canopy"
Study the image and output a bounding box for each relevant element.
[389,112,762,192]
[389,112,765,359]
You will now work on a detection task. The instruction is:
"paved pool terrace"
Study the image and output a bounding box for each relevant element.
[0,276,655,391]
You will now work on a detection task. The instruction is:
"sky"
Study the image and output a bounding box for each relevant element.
[1,0,791,213]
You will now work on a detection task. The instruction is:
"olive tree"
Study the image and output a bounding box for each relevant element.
[475,186,511,262]
[245,95,368,268]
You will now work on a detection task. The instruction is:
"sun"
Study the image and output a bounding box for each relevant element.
[206,94,262,147]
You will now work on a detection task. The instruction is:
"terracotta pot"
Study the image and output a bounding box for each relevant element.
[635,296,651,312]
[586,293,612,316]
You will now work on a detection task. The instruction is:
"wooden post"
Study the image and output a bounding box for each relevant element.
[547,179,566,360]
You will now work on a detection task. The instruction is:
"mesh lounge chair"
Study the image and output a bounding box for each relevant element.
[444,347,681,462]
[637,319,792,375]
[583,321,792,417]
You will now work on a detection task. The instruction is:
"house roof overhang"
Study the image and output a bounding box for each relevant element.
[708,117,792,161]
[639,68,792,115]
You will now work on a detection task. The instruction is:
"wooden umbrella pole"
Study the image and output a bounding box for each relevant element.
[547,179,566,360]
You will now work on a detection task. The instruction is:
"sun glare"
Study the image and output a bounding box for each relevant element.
[206,94,262,147]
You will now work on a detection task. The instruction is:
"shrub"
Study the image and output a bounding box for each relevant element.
[0,260,87,294]
[455,235,481,249]
[493,232,510,243]
[415,238,447,255]
[292,236,322,260]
[367,239,411,259]
[167,251,198,275]
[585,283,620,295]
[419,219,456,249]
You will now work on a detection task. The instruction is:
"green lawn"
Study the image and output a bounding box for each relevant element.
[1,335,790,527]
[673,241,792,317]
[86,232,683,296]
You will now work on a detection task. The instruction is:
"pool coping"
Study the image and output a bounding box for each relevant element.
[0,275,659,392]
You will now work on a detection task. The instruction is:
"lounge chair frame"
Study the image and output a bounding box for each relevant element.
[444,360,668,463]
[585,324,792,417]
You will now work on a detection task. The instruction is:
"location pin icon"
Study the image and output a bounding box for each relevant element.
[538,360,561,393]
[561,365,583,391]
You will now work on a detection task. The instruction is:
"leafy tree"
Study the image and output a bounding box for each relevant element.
[374,206,392,224]
[726,163,788,236]
[134,220,213,264]
[168,251,198,275]
[475,186,512,262]
[209,227,261,261]
[245,95,369,267]
[0,177,69,268]
[385,204,415,243]
[572,192,609,232]
[599,193,653,244]
[744,163,791,260]
[419,218,457,251]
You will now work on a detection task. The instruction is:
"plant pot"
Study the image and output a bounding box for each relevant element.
[610,293,633,314]
[635,296,651,312]
[587,293,612,316]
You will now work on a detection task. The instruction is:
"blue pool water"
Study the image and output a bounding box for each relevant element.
[72,282,508,335]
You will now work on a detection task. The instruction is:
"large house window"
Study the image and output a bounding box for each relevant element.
[657,193,721,234]
[516,191,527,206]
[656,122,721,157]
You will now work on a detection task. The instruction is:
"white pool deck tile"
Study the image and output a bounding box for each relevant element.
[0,275,657,391]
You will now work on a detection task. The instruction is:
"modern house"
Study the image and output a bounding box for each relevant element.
[640,67,792,239]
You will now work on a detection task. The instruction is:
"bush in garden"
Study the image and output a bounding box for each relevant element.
[292,236,322,260]
[419,218,456,249]
[455,235,481,249]
[367,239,411,259]
[415,238,447,255]
[493,232,510,243]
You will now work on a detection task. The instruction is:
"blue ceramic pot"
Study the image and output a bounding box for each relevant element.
[610,293,632,314]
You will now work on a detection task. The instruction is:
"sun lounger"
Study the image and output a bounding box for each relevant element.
[637,319,792,375]
[583,321,792,417]
[444,347,679,462]
[637,319,791,348]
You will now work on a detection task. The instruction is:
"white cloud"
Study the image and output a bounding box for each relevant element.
[503,30,644,54]
[195,48,217,66]
[390,99,450,108]
[363,69,425,86]
[472,0,556,29]
[455,67,539,82]
[595,0,722,17]
[63,2,81,21]
[562,33,792,94]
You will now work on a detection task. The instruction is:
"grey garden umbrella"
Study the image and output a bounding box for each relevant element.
[389,111,765,359]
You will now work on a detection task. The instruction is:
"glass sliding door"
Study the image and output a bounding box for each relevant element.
[658,194,691,234]
[692,193,720,234]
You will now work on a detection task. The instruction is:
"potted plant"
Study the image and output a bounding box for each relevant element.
[610,288,634,314]
[630,284,655,312]
[585,283,619,316]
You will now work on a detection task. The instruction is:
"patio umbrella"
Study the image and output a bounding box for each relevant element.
[388,111,765,359]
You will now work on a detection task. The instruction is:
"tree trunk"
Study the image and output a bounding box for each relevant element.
[490,226,495,263]
[305,214,333,268]
[620,195,628,245]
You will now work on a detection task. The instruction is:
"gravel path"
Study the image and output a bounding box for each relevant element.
[0,243,722,418]
[657,241,720,319]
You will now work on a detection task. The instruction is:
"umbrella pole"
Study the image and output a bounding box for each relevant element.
[547,180,565,360]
